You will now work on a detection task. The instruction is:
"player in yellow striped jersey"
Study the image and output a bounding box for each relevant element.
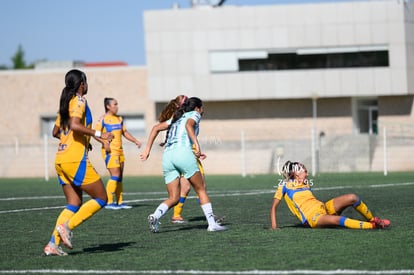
[44,69,113,256]
[94,97,141,209]
[270,161,390,230]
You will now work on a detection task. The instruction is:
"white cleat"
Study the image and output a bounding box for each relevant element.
[207,223,227,232]
[56,222,73,249]
[148,214,159,233]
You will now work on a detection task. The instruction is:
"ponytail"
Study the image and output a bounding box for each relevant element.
[104,97,114,112]
[58,69,86,131]
[158,95,188,122]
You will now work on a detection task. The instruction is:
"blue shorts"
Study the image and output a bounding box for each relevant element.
[162,147,199,184]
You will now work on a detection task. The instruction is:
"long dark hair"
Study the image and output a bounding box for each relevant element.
[160,97,203,146]
[58,69,87,130]
[171,97,203,124]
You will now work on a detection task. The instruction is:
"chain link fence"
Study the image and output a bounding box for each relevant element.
[1,122,413,180]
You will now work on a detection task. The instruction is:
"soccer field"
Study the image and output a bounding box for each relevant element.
[0,172,413,275]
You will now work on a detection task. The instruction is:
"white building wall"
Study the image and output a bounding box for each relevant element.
[144,0,412,102]
[405,1,414,94]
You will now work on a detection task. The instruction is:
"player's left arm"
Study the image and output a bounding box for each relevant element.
[52,124,60,139]
[186,119,201,158]
[123,129,142,148]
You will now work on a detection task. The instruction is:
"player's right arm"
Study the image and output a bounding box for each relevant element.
[270,198,282,230]
[140,121,169,161]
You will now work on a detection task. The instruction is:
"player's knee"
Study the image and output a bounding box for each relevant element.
[170,197,180,207]
[347,194,359,205]
[94,197,107,207]
[96,193,108,205]
[182,184,191,194]
[170,193,180,204]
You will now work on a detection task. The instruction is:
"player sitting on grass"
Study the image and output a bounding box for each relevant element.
[270,161,390,230]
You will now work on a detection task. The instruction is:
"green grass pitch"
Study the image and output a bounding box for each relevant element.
[0,172,413,274]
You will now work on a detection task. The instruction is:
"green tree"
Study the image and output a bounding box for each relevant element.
[11,44,27,69]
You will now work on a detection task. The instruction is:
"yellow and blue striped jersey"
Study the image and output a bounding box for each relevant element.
[273,180,323,224]
[94,114,126,155]
[55,95,91,164]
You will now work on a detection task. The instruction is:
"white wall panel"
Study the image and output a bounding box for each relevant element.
[321,25,338,46]
[145,0,411,101]
[374,69,391,95]
[354,24,371,44]
[341,70,358,96]
[356,70,375,95]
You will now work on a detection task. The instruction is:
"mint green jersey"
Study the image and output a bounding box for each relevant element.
[165,111,200,150]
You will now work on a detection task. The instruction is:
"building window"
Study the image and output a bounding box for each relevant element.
[210,45,389,73]
[239,50,388,71]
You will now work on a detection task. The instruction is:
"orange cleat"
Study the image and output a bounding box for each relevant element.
[371,217,391,229]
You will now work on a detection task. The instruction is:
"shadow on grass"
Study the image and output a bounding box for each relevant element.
[188,216,207,222]
[281,223,307,229]
[188,215,226,223]
[76,242,136,254]
[158,215,230,233]
[156,223,209,233]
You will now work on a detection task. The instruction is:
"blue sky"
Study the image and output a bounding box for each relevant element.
[0,0,358,67]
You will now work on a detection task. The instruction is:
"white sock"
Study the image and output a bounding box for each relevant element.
[153,203,169,219]
[201,202,215,226]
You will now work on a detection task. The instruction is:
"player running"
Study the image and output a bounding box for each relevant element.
[140,97,227,232]
[44,69,113,256]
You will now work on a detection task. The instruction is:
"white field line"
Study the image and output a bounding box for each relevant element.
[0,269,413,274]
[1,183,413,275]
[0,182,413,215]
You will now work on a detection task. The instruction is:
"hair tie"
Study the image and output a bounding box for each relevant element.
[179,96,188,107]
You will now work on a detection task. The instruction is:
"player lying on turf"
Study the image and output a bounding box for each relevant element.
[270,161,391,230]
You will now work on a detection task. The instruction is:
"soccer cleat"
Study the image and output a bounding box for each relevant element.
[171,216,185,224]
[148,214,159,233]
[44,242,68,256]
[207,223,227,232]
[371,217,391,229]
[118,203,132,209]
[105,203,120,210]
[56,222,73,249]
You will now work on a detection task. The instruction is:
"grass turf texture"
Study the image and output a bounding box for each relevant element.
[0,172,413,274]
